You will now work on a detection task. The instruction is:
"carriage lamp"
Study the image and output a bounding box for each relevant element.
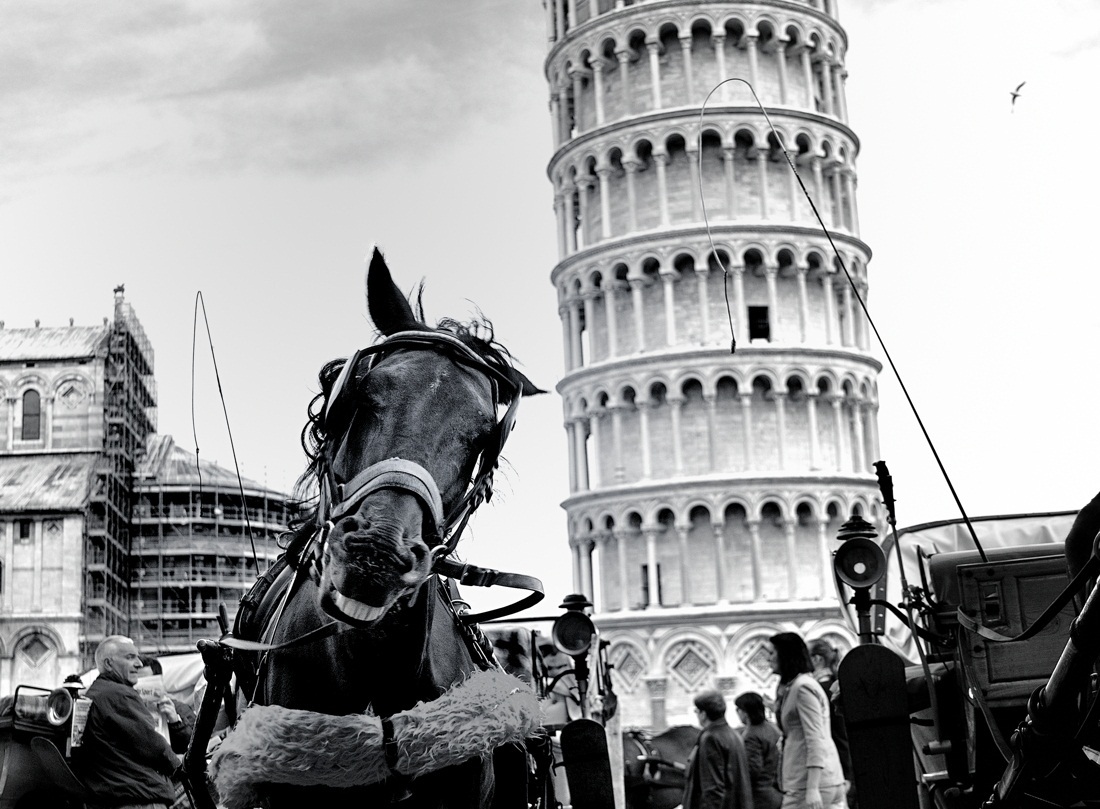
[12,685,75,730]
[551,593,596,656]
[835,515,887,643]
[552,594,597,718]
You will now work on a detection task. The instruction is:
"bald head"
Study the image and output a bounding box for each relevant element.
[96,636,141,684]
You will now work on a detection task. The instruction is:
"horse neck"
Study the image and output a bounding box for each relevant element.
[264,576,481,717]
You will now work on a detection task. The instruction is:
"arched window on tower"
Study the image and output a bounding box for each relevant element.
[21,390,41,441]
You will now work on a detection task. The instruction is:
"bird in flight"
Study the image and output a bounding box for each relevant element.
[1011,81,1026,111]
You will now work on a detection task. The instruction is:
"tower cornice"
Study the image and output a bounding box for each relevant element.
[544,0,848,69]
[547,105,859,178]
[556,344,882,394]
[550,224,872,286]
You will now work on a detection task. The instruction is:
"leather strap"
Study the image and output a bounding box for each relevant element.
[221,621,342,653]
[434,559,544,623]
[329,458,445,527]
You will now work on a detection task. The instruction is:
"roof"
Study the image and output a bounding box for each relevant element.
[135,434,288,498]
[0,326,110,362]
[0,453,98,512]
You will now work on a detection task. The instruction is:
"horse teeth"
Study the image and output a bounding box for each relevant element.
[332,589,386,622]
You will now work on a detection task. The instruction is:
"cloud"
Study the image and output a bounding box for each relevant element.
[0,0,547,182]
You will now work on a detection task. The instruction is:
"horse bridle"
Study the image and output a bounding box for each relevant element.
[311,329,542,622]
[318,330,519,548]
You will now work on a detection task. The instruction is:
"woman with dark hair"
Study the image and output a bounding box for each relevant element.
[735,691,783,809]
[768,632,848,809]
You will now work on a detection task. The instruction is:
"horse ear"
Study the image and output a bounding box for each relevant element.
[365,246,421,335]
[508,367,546,399]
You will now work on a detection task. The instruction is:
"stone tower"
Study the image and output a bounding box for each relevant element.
[544,0,881,728]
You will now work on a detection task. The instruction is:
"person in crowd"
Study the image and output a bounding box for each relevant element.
[769,632,848,809]
[682,689,754,809]
[735,691,783,809]
[808,640,855,807]
[73,635,181,809]
[137,653,196,755]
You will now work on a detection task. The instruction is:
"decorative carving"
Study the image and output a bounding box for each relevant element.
[739,637,779,687]
[667,640,716,690]
[611,643,647,693]
[58,381,87,408]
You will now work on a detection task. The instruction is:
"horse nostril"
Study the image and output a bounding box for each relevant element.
[409,542,429,567]
[339,516,365,534]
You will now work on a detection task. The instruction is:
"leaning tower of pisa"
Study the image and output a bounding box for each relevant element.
[544,0,882,729]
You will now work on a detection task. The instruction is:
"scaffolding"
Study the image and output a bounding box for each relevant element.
[81,292,157,664]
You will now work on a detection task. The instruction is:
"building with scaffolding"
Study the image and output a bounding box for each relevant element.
[132,435,284,654]
[0,288,287,691]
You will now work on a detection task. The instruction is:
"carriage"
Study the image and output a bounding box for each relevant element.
[832,466,1100,808]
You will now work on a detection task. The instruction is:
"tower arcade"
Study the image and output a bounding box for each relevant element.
[544,0,882,727]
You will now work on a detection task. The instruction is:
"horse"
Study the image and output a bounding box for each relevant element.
[208,248,544,809]
[623,726,700,809]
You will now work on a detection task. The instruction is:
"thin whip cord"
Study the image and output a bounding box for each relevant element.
[191,291,260,569]
[697,77,986,561]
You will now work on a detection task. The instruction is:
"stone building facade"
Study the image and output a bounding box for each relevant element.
[543,0,881,729]
[0,290,286,693]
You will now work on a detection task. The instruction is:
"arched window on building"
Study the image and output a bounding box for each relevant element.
[21,390,41,440]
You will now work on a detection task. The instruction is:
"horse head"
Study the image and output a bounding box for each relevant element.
[307,248,542,628]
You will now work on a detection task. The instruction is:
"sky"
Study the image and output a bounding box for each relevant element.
[2,0,1099,617]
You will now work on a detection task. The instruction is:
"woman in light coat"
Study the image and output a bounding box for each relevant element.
[768,632,848,809]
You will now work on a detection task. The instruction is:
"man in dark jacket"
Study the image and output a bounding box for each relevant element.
[74,635,181,809]
[683,690,754,809]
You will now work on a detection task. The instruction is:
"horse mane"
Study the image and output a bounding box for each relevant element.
[283,302,519,545]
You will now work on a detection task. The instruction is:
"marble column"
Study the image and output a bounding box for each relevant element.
[654,151,671,226]
[610,404,626,482]
[615,529,631,610]
[680,36,694,101]
[695,265,710,343]
[646,39,662,109]
[629,277,646,351]
[638,398,653,479]
[747,520,763,600]
[796,266,810,343]
[587,404,604,487]
[668,395,684,475]
[776,42,789,103]
[807,392,821,470]
[603,280,620,357]
[712,522,729,603]
[661,272,677,346]
[644,527,661,607]
[592,57,607,126]
[676,523,692,605]
[623,158,640,232]
[740,393,755,470]
[596,164,612,240]
[616,48,632,117]
[784,520,798,597]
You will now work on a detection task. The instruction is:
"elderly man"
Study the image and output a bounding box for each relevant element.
[74,635,182,809]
